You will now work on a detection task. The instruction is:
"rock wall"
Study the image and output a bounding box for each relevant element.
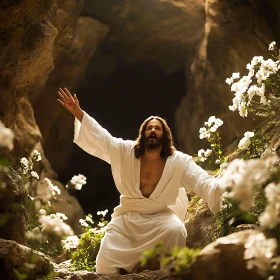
[0,0,108,241]
[175,0,280,154]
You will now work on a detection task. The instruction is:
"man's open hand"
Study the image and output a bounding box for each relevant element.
[57,88,84,121]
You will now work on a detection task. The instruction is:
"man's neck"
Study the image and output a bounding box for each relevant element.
[143,146,162,161]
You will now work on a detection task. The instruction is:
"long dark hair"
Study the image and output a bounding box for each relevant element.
[134,116,176,159]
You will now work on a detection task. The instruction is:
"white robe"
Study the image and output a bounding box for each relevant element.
[74,111,223,274]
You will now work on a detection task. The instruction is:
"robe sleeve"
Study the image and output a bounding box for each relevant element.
[73,111,123,164]
[180,159,224,214]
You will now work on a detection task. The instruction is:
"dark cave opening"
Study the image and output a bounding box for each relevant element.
[58,48,187,217]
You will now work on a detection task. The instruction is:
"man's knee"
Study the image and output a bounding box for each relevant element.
[164,221,186,236]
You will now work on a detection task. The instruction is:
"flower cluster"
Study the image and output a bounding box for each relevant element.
[197,149,212,162]
[0,120,14,150]
[36,178,61,203]
[197,116,224,165]
[61,235,80,251]
[219,155,278,211]
[67,174,87,190]
[39,212,73,237]
[244,233,277,277]
[238,131,254,150]
[226,42,280,117]
[259,182,280,229]
[199,116,223,140]
[62,210,109,272]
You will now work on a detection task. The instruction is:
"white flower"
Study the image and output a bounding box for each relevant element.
[220,157,276,211]
[238,131,254,150]
[31,171,39,180]
[70,174,87,190]
[39,209,47,215]
[244,233,277,277]
[20,157,29,174]
[30,150,42,162]
[226,78,233,85]
[232,72,240,79]
[0,121,14,150]
[27,227,43,241]
[85,215,94,224]
[97,209,108,217]
[37,178,60,202]
[79,219,89,227]
[98,222,105,227]
[268,41,276,51]
[62,235,80,251]
[39,213,73,236]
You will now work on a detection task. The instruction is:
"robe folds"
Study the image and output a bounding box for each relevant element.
[74,111,224,274]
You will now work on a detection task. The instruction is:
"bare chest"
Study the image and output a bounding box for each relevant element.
[139,158,167,198]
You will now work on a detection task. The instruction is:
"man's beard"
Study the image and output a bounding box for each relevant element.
[145,134,163,150]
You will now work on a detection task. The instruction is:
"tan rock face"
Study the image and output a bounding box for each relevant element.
[185,199,217,249]
[0,238,53,280]
[175,0,278,154]
[83,0,205,71]
[0,0,98,242]
[187,230,266,280]
[32,17,109,172]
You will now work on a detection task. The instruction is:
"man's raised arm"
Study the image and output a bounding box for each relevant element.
[57,87,117,163]
[57,88,84,122]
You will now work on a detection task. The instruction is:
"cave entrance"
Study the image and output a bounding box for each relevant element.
[59,42,187,217]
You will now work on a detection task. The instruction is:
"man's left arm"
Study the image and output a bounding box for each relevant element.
[180,159,224,214]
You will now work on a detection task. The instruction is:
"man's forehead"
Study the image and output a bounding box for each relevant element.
[147,119,162,127]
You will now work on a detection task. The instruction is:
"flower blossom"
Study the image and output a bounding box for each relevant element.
[198,149,212,162]
[20,157,29,174]
[97,209,108,217]
[70,174,87,190]
[39,212,73,236]
[226,47,280,117]
[238,131,254,150]
[244,233,277,277]
[62,235,80,251]
[31,171,39,180]
[259,182,280,229]
[199,116,223,139]
[268,41,276,51]
[30,150,42,162]
[37,178,61,202]
[219,156,278,211]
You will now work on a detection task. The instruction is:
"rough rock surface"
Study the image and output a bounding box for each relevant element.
[175,0,279,154]
[83,0,205,70]
[52,230,265,280]
[32,17,109,172]
[0,0,107,243]
[0,238,53,280]
[185,198,217,249]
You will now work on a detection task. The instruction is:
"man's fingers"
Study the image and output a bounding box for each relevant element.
[57,99,65,106]
[64,87,75,103]
[59,88,69,100]
[58,91,65,100]
[73,94,79,103]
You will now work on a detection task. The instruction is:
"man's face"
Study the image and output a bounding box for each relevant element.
[144,119,164,149]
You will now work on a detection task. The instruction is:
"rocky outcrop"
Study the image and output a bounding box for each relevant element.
[186,230,265,280]
[0,0,108,243]
[175,0,279,154]
[32,17,109,172]
[0,238,53,280]
[53,230,268,280]
[83,0,205,71]
[185,198,217,249]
